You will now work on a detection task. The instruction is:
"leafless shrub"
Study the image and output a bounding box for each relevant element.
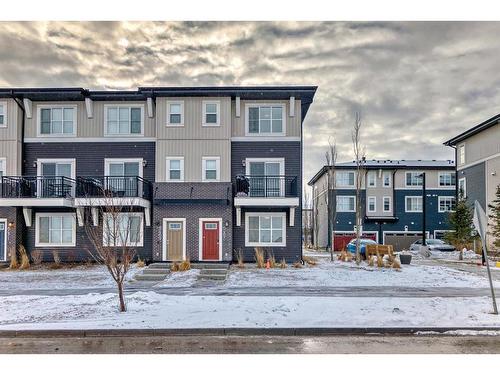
[136,257,145,268]
[267,251,277,268]
[392,258,401,269]
[31,250,43,266]
[49,250,63,269]
[367,256,375,267]
[292,261,303,269]
[65,249,76,264]
[279,258,287,268]
[19,245,30,270]
[179,259,191,271]
[254,247,265,268]
[376,252,384,268]
[303,256,318,266]
[235,248,245,268]
[170,262,180,272]
[9,248,19,270]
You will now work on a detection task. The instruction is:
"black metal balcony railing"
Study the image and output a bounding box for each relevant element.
[234,175,298,198]
[0,176,75,198]
[76,176,152,200]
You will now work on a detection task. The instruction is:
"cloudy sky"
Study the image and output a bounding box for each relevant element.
[1,21,499,187]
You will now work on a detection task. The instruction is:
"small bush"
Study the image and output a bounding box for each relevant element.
[179,259,191,271]
[279,258,287,269]
[49,250,63,269]
[170,262,180,272]
[9,249,19,270]
[392,258,401,269]
[235,248,245,268]
[303,256,318,266]
[376,253,384,268]
[292,261,303,268]
[136,257,146,268]
[254,247,265,268]
[31,250,43,266]
[268,251,277,268]
[19,245,30,270]
[66,250,76,264]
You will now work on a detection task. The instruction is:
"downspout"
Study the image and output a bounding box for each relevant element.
[11,92,26,175]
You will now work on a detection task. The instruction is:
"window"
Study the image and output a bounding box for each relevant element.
[202,101,220,126]
[367,196,376,212]
[405,196,423,212]
[202,157,220,182]
[367,172,376,187]
[35,213,75,247]
[245,213,286,247]
[405,172,423,187]
[336,171,355,187]
[247,104,285,135]
[383,196,391,212]
[458,144,465,165]
[166,157,184,181]
[383,172,391,187]
[38,106,76,136]
[458,177,467,197]
[169,223,182,230]
[439,172,456,187]
[439,196,456,212]
[105,106,143,135]
[103,213,143,247]
[0,158,6,178]
[0,102,6,127]
[167,101,184,126]
[336,196,356,212]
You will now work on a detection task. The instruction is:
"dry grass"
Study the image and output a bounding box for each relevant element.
[376,252,384,268]
[136,258,146,268]
[303,256,318,266]
[66,250,76,264]
[9,249,19,270]
[235,248,245,269]
[170,262,180,272]
[31,250,43,266]
[367,256,375,267]
[179,259,191,271]
[268,252,277,268]
[338,250,353,262]
[254,247,265,268]
[49,250,63,269]
[279,258,287,268]
[292,261,303,268]
[19,245,30,270]
[392,258,401,269]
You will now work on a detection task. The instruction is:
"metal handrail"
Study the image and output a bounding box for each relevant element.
[234,174,297,198]
[0,176,76,198]
[76,176,152,200]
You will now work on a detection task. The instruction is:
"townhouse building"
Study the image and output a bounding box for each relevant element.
[0,86,317,264]
[308,159,456,251]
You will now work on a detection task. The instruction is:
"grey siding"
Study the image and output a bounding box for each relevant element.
[460,161,486,209]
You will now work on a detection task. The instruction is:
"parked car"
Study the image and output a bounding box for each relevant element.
[409,239,456,252]
[347,238,378,255]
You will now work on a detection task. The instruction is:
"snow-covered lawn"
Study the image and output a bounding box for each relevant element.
[156,269,200,287]
[226,257,500,288]
[1,292,499,330]
[0,264,141,290]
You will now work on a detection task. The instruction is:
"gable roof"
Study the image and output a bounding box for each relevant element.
[444,112,500,146]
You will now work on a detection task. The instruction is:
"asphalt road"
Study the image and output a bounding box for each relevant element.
[0,285,497,298]
[1,334,500,354]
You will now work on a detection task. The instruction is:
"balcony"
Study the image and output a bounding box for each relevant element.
[0,176,75,207]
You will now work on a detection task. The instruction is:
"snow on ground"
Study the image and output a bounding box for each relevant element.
[156,269,200,287]
[0,264,141,290]
[0,292,499,330]
[226,257,500,288]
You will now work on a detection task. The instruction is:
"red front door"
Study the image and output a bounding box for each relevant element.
[202,221,219,260]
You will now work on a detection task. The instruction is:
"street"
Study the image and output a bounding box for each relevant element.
[1,334,500,354]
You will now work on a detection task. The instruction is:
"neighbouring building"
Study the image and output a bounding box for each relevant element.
[308,159,456,251]
[444,113,500,249]
[0,86,317,264]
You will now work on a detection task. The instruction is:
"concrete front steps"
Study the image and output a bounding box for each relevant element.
[134,262,230,283]
[134,263,171,282]
[196,263,230,282]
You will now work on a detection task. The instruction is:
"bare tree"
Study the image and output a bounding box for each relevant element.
[81,181,141,312]
[351,112,366,265]
[303,191,312,248]
[312,184,322,250]
[325,137,338,261]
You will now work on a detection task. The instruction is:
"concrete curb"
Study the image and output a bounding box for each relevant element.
[0,327,499,338]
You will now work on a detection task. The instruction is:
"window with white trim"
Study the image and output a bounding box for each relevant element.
[39,106,76,135]
[458,144,465,165]
[336,196,355,212]
[0,158,6,178]
[202,157,220,181]
[36,213,75,247]
[246,213,285,247]
[439,196,456,212]
[367,172,376,187]
[336,171,355,187]
[439,172,456,187]
[247,105,284,135]
[103,213,143,247]
[105,106,142,135]
[405,172,423,187]
[367,196,376,212]
[167,101,184,126]
[0,102,6,127]
[383,196,391,212]
[405,196,423,212]
[203,101,220,126]
[166,157,184,181]
[383,172,391,187]
[458,177,467,197]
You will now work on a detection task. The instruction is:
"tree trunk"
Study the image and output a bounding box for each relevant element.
[117,281,126,312]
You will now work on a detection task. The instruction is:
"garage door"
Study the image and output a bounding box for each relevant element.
[384,233,421,251]
[333,232,377,251]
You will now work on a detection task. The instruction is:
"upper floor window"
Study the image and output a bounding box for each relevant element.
[202,157,220,182]
[458,144,465,165]
[167,101,184,126]
[383,196,391,212]
[336,171,355,187]
[405,171,423,187]
[0,102,6,127]
[367,172,376,187]
[202,101,220,126]
[105,106,143,135]
[247,104,285,135]
[438,196,456,212]
[367,196,376,212]
[439,172,456,187]
[405,196,423,212]
[336,196,356,212]
[383,172,391,187]
[166,157,184,182]
[38,106,76,136]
